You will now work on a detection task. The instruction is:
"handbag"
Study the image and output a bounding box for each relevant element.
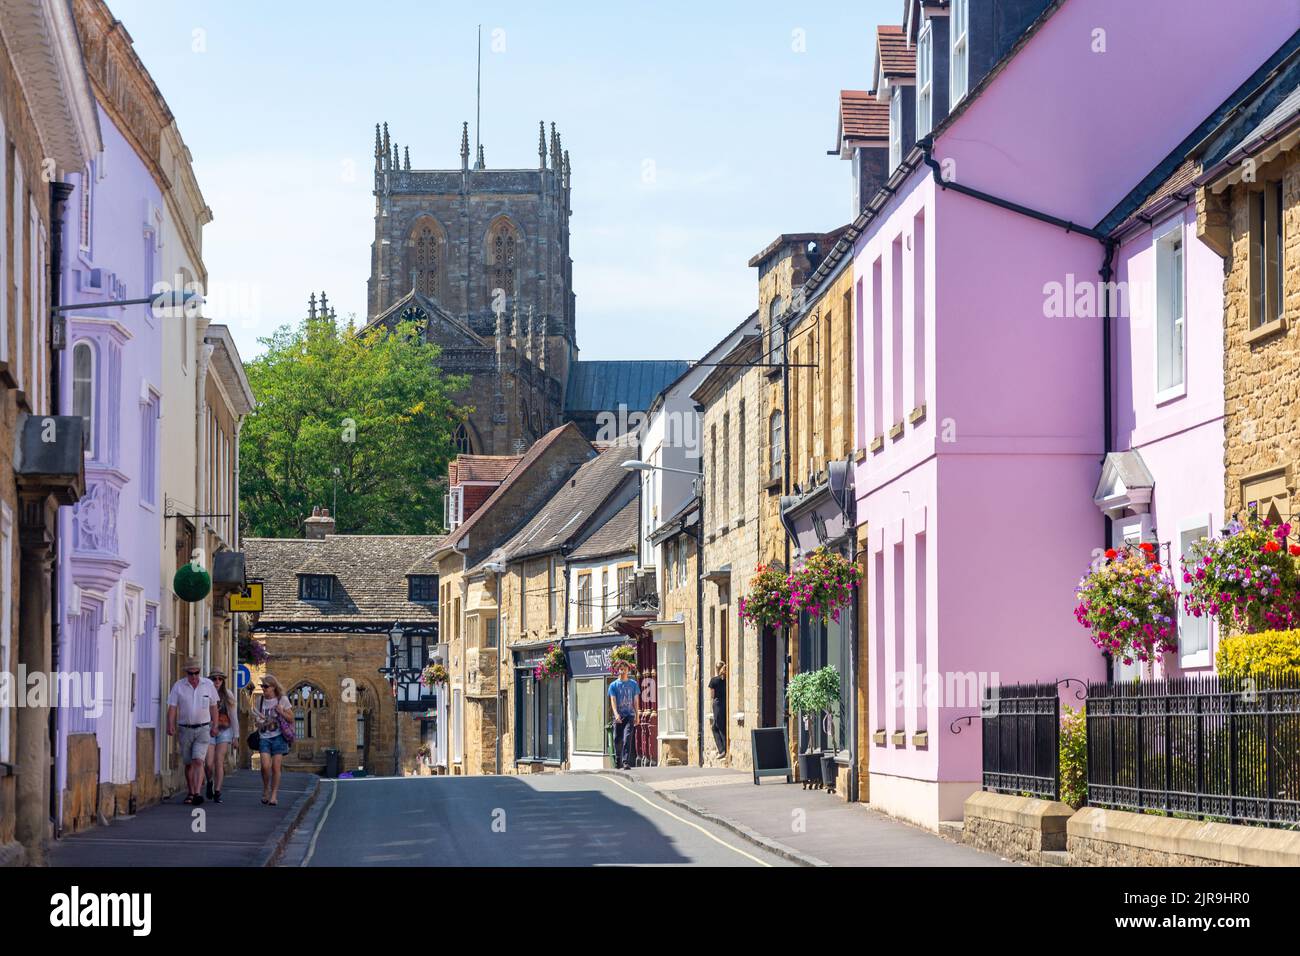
[246,731,260,751]
[277,705,297,745]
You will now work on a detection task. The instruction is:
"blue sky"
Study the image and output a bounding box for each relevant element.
[108,0,895,362]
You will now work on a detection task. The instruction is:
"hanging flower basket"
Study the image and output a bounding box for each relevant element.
[1074,542,1178,666]
[791,547,859,625]
[533,644,566,680]
[1181,511,1300,635]
[738,565,799,631]
[420,663,448,688]
[238,635,269,666]
[608,642,639,671]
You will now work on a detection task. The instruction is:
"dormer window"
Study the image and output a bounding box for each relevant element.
[916,23,933,139]
[299,574,333,602]
[409,574,438,603]
[951,0,970,104]
[889,88,903,171]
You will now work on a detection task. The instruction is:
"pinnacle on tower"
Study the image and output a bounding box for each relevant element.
[382,122,391,169]
[392,141,399,171]
[308,291,317,319]
[475,144,485,170]
[460,122,470,171]
[563,149,571,189]
[320,290,329,315]
[404,145,410,170]
[374,123,382,167]
[550,123,559,170]
[538,120,547,169]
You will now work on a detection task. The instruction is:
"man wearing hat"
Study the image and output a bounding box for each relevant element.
[166,658,219,805]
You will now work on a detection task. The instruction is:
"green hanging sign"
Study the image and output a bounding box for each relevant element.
[173,563,212,602]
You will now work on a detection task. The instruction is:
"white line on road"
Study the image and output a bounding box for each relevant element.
[595,773,772,867]
[300,779,339,867]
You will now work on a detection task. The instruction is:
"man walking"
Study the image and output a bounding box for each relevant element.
[608,661,640,770]
[167,658,219,805]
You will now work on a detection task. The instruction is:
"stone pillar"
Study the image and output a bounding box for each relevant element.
[15,492,56,864]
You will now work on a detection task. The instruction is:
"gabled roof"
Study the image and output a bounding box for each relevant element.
[565,360,690,416]
[440,422,593,556]
[569,496,639,562]
[449,454,522,484]
[498,442,636,563]
[838,89,891,149]
[245,534,443,625]
[876,25,914,81]
[362,286,486,347]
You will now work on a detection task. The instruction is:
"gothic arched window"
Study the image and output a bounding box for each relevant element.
[407,216,445,300]
[454,424,472,454]
[288,683,328,739]
[486,217,520,305]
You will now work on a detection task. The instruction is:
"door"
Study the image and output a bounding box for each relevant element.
[635,633,658,765]
[761,625,778,727]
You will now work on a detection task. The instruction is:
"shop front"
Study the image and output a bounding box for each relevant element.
[564,634,625,770]
[512,642,564,768]
[780,458,861,800]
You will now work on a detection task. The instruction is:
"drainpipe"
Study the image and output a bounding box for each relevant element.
[694,513,705,766]
[780,308,793,751]
[48,180,74,839]
[919,138,1117,682]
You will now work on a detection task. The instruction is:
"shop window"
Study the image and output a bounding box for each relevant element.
[573,676,611,754]
[516,670,563,762]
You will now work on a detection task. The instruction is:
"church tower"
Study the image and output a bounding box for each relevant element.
[364,121,576,455]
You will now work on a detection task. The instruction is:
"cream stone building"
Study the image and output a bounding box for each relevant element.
[693,330,764,771]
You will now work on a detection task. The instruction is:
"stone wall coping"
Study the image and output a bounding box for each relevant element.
[1068,807,1300,867]
[964,790,1076,833]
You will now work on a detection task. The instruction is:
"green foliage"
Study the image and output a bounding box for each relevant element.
[1216,629,1300,679]
[610,644,637,671]
[1059,704,1088,809]
[787,665,841,719]
[239,313,468,537]
[173,563,212,602]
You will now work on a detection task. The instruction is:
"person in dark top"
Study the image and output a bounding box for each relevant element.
[708,661,727,756]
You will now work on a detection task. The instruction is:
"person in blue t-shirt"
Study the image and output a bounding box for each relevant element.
[608,662,640,770]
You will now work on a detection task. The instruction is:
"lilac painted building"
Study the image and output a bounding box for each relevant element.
[54,97,166,826]
[837,0,1298,829]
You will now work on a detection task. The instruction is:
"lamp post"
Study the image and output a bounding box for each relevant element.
[379,625,426,777]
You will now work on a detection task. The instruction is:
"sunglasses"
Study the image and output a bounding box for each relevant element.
[186,670,200,675]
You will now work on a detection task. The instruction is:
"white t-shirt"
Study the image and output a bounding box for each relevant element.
[259,695,287,738]
[167,677,217,725]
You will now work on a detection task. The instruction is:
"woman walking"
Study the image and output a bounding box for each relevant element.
[204,668,239,804]
[709,661,727,757]
[256,674,293,806]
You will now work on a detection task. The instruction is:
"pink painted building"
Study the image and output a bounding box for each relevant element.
[825,0,1300,829]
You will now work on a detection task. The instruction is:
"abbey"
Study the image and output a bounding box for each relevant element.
[364,120,686,454]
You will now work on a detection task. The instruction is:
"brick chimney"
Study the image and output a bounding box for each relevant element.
[304,505,336,540]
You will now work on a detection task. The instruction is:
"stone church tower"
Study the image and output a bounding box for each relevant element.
[365,120,576,455]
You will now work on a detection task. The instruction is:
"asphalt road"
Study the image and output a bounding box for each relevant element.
[281,772,791,867]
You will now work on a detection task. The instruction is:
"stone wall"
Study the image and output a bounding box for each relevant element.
[962,791,1073,864]
[1216,149,1300,520]
[61,733,99,834]
[1066,807,1300,867]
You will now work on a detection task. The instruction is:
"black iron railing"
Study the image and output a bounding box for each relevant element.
[1086,672,1300,826]
[981,682,1060,801]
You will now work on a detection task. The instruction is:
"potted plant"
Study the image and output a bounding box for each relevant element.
[787,665,841,789]
[1073,542,1179,667]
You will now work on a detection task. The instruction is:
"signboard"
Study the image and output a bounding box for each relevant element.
[229,583,263,613]
[749,726,792,785]
[236,664,251,690]
[566,642,619,678]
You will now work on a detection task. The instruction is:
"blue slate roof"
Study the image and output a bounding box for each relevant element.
[565,360,690,414]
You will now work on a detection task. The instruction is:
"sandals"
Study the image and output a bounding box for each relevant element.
[268,798,278,806]
[182,794,196,805]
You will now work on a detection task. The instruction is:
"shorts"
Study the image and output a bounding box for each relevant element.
[259,734,291,757]
[178,725,210,763]
[212,727,235,746]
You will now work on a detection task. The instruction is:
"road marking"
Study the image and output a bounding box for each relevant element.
[595,773,772,867]
[300,778,339,867]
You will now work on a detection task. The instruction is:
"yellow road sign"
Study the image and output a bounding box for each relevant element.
[229,583,263,613]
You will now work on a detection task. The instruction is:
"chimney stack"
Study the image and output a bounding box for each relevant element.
[304,505,336,540]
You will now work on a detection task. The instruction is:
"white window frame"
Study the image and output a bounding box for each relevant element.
[656,634,687,738]
[1153,216,1187,404]
[916,22,933,139]
[1176,515,1213,669]
[889,87,903,171]
[72,340,95,458]
[951,0,970,105]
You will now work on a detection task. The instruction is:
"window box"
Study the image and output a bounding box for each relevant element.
[869,435,884,453]
[873,730,887,746]
[908,404,926,425]
[890,731,906,747]
[889,422,904,440]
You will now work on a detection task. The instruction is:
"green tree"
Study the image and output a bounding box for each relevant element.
[240,312,468,537]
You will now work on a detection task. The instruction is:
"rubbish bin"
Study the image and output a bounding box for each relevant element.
[323,749,341,779]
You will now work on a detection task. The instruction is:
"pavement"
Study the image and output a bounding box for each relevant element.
[609,765,1014,867]
[278,772,791,867]
[47,770,319,867]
